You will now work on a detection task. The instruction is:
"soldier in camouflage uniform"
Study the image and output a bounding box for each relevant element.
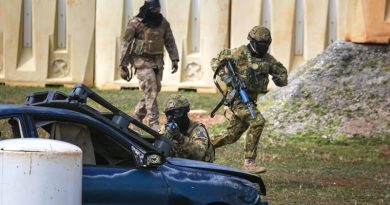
[163,94,215,162]
[210,26,288,174]
[120,0,179,131]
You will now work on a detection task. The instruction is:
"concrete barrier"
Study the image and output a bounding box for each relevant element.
[0,138,82,205]
[0,0,95,87]
[344,0,390,43]
[0,0,389,90]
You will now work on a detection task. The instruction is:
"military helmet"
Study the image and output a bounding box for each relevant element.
[164,94,190,112]
[247,26,272,44]
[144,0,160,8]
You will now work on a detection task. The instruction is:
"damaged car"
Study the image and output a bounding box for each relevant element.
[0,84,267,205]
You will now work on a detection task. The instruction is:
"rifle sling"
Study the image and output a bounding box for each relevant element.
[211,65,228,118]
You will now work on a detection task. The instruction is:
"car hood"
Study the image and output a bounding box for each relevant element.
[166,157,261,184]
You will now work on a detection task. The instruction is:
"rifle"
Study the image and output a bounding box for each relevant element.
[165,115,177,131]
[164,116,185,144]
[211,59,256,119]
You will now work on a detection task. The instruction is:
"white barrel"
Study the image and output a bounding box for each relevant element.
[0,139,82,205]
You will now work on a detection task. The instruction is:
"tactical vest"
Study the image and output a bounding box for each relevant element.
[242,47,270,94]
[132,22,165,55]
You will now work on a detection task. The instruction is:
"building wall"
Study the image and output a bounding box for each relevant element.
[95,0,229,90]
[0,0,95,86]
[0,0,389,89]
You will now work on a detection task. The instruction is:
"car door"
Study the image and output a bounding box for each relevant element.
[32,114,169,205]
[83,165,168,205]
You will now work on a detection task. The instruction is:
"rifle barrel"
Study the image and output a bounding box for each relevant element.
[228,60,256,120]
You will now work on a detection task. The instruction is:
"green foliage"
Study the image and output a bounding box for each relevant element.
[257,96,274,111]
[0,85,72,104]
[325,63,335,69]
[363,59,377,68]
[210,125,389,204]
[0,85,221,113]
[296,59,317,77]
[383,65,390,72]
[208,120,228,135]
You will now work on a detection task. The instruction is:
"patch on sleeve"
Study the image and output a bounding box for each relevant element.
[195,127,208,140]
[196,131,206,137]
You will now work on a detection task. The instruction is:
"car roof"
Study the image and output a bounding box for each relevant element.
[0,103,157,152]
[1,85,161,153]
[0,104,89,118]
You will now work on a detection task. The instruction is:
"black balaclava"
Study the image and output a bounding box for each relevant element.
[247,41,269,58]
[175,113,190,134]
[136,3,163,28]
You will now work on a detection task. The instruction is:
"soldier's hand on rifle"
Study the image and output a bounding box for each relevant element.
[171,60,179,74]
[166,121,179,135]
[165,122,183,143]
[120,66,131,82]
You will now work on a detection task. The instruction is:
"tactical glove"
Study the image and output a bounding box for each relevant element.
[171,60,179,74]
[165,122,184,144]
[272,76,286,86]
[120,66,131,82]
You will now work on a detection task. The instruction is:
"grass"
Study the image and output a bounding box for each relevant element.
[1,85,389,204]
[211,123,389,205]
[0,85,222,113]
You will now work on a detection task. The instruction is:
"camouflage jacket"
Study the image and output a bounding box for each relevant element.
[120,17,179,70]
[211,45,288,101]
[165,120,215,162]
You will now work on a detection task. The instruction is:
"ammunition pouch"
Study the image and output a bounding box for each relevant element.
[132,39,145,55]
[247,66,269,93]
[144,27,165,55]
[132,39,165,56]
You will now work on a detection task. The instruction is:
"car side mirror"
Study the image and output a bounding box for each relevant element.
[143,152,165,167]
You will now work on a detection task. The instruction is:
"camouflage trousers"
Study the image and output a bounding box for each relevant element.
[211,103,265,160]
[133,67,163,131]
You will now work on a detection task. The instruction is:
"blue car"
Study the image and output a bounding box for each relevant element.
[0,84,267,205]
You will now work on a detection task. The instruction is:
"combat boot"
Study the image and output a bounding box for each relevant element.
[244,159,266,174]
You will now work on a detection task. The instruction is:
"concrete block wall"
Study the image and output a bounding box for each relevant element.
[231,0,333,72]
[304,0,329,60]
[269,0,296,71]
[0,0,95,86]
[1,0,389,89]
[95,0,229,90]
[97,0,328,90]
[0,1,3,78]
